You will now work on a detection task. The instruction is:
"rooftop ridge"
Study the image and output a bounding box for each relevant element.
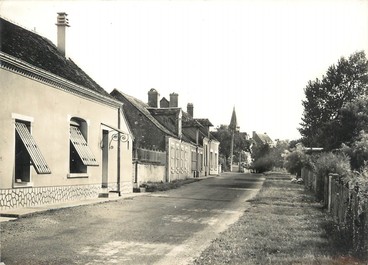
[1,52,122,108]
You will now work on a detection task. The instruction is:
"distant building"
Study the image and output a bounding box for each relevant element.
[111,89,219,186]
[252,131,275,147]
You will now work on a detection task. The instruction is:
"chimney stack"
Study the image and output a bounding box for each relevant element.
[148,88,159,108]
[56,12,70,56]
[160,97,169,108]
[187,103,193,118]
[169,93,178,108]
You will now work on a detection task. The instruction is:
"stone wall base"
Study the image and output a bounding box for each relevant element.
[0,182,132,210]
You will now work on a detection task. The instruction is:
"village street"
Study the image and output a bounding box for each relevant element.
[0,172,264,265]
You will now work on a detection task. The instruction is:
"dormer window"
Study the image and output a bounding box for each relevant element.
[69,117,98,174]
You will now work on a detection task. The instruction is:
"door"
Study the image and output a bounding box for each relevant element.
[102,130,109,188]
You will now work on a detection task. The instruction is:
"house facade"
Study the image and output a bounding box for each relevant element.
[111,88,219,186]
[0,15,133,210]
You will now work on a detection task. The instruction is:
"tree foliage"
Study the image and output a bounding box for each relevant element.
[299,51,368,150]
[284,149,308,176]
[212,125,251,168]
[342,131,368,171]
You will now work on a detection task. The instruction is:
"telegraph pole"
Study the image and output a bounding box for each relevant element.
[230,129,234,172]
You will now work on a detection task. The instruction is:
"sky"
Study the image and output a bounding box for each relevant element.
[1,0,367,141]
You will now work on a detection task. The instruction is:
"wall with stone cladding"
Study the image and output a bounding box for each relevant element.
[0,184,102,210]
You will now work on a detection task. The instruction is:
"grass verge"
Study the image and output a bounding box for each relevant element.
[137,178,201,192]
[194,172,367,265]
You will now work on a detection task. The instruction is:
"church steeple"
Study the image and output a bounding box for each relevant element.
[229,106,238,131]
[229,106,238,172]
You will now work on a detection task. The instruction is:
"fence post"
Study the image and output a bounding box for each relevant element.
[328,174,334,212]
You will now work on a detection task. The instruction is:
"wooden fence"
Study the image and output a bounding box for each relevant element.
[133,148,166,165]
[302,168,368,258]
[329,174,368,257]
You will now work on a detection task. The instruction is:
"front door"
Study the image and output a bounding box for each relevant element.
[102,130,109,188]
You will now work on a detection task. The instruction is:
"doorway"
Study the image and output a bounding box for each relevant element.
[102,130,109,188]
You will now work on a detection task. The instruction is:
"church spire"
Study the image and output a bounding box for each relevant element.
[229,106,238,172]
[229,106,238,131]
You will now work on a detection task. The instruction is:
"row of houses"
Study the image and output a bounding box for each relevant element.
[0,14,219,210]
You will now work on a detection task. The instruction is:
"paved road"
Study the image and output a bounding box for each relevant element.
[0,172,264,265]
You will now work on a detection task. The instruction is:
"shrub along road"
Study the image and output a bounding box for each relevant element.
[0,172,264,265]
[194,172,367,265]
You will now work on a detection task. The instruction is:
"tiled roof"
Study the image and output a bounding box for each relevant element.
[195,118,213,127]
[0,17,111,98]
[253,132,273,145]
[182,119,202,128]
[148,108,181,116]
[148,108,193,143]
[111,89,177,137]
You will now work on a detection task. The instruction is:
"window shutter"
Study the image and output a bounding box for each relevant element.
[69,126,99,166]
[15,122,51,174]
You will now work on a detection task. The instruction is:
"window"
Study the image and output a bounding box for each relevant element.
[181,146,184,169]
[69,118,98,174]
[170,144,175,169]
[15,120,51,183]
[175,144,179,169]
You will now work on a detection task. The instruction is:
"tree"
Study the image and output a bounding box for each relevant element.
[299,51,368,150]
[339,96,368,145]
[212,125,251,170]
[342,131,368,171]
[284,149,307,177]
[268,140,289,168]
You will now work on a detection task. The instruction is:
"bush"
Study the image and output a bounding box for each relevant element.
[341,131,368,171]
[251,156,274,173]
[283,149,310,177]
[314,152,351,179]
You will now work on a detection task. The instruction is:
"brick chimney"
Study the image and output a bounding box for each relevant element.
[169,93,178,108]
[148,88,159,108]
[187,103,193,118]
[160,97,169,108]
[55,12,70,56]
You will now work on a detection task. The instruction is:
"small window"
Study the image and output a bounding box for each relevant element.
[15,121,51,183]
[69,118,98,174]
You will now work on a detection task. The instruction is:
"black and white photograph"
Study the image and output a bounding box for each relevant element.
[0,0,367,264]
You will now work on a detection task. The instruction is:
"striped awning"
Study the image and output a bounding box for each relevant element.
[70,126,99,166]
[15,122,51,174]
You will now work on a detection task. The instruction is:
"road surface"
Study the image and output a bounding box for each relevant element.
[0,172,264,265]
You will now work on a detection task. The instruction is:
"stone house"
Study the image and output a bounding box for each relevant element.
[0,14,133,210]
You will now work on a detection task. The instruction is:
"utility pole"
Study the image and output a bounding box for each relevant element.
[230,129,234,172]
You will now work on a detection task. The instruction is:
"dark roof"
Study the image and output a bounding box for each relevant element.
[0,17,111,98]
[148,108,181,116]
[195,118,213,127]
[148,108,193,143]
[182,119,202,128]
[253,132,274,145]
[111,89,176,137]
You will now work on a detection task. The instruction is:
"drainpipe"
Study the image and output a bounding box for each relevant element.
[208,139,212,175]
[117,107,121,196]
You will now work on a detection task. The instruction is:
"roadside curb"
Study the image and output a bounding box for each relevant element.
[0,176,217,222]
[0,192,147,221]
